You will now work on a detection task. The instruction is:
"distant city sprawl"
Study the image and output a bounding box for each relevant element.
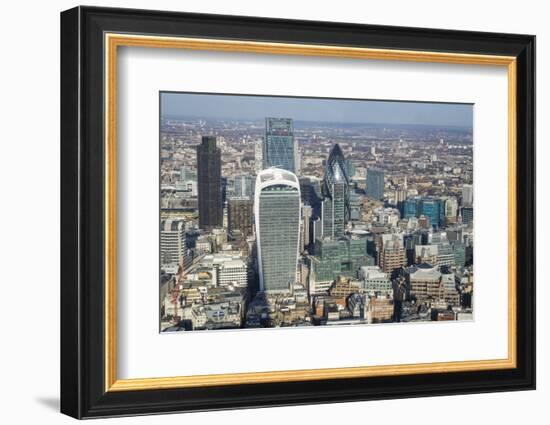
[159,96,474,332]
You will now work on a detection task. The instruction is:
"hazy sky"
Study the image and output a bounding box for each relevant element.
[161,92,473,128]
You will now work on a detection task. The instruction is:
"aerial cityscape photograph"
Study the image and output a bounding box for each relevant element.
[159,92,474,332]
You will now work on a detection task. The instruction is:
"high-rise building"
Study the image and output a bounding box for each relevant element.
[445,197,458,218]
[254,138,263,174]
[344,158,356,178]
[366,168,385,200]
[401,198,420,218]
[299,176,322,217]
[197,136,222,230]
[462,184,474,207]
[378,236,407,275]
[227,197,253,237]
[160,219,185,272]
[461,206,474,226]
[255,168,301,293]
[349,192,362,221]
[321,144,350,238]
[301,204,313,253]
[420,198,445,228]
[234,174,255,198]
[264,118,296,173]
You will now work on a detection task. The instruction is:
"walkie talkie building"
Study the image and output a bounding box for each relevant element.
[254,168,301,294]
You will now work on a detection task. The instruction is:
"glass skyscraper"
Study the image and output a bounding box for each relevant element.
[233,174,255,198]
[264,118,296,173]
[402,198,420,218]
[321,144,350,238]
[420,198,445,228]
[366,168,385,200]
[197,136,222,230]
[254,168,301,293]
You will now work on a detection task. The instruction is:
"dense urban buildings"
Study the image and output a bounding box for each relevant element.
[159,93,474,332]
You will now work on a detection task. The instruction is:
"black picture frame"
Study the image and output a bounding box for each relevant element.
[61,5,536,419]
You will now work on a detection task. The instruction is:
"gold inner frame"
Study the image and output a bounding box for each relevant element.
[104,33,517,392]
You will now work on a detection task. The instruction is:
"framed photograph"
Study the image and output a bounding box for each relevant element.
[60,6,535,419]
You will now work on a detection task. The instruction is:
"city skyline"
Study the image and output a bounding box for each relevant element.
[161,92,474,128]
[159,92,474,332]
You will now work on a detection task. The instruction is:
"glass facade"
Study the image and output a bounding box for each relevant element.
[366,168,385,200]
[402,198,420,218]
[420,198,445,228]
[312,237,374,282]
[234,174,255,198]
[321,144,350,238]
[197,136,222,229]
[256,169,301,293]
[264,118,296,173]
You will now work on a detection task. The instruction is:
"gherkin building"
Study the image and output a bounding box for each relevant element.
[321,144,350,238]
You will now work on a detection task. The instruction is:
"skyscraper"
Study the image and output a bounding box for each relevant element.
[462,184,474,207]
[264,118,296,173]
[321,144,350,238]
[197,136,222,230]
[366,168,385,200]
[228,197,253,237]
[254,138,263,174]
[255,168,301,293]
[234,174,255,198]
[160,219,185,273]
[420,198,445,228]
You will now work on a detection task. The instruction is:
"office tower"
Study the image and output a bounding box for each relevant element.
[160,219,185,272]
[407,263,443,301]
[228,197,253,237]
[197,136,222,230]
[255,168,301,293]
[378,237,407,275]
[437,242,455,267]
[294,145,301,176]
[461,206,474,226]
[299,176,322,217]
[420,198,445,229]
[200,254,248,287]
[264,117,295,172]
[360,266,393,298]
[402,198,420,218]
[309,237,374,292]
[366,168,385,200]
[344,158,356,178]
[453,242,466,267]
[445,197,458,218]
[301,204,313,252]
[321,144,350,238]
[462,184,474,207]
[394,188,407,204]
[234,174,255,198]
[349,192,362,221]
[254,138,263,174]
